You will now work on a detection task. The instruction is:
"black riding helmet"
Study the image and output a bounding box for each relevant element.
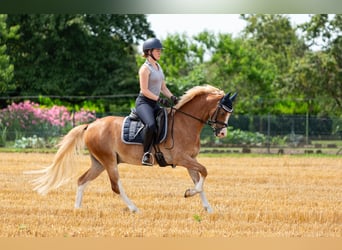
[143,38,162,61]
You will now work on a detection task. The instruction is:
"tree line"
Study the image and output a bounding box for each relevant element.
[0,14,341,116]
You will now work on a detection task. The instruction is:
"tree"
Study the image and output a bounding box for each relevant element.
[158,33,209,95]
[5,14,154,110]
[0,14,18,94]
[241,14,307,72]
[240,14,312,114]
[299,14,341,49]
[299,14,342,114]
[208,34,277,114]
[286,51,339,114]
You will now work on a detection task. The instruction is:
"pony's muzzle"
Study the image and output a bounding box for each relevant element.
[215,127,227,138]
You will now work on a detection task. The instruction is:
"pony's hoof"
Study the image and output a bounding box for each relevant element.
[123,206,139,213]
[130,207,139,213]
[184,189,191,198]
[204,206,213,213]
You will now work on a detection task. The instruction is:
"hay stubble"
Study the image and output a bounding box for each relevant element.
[0,153,341,237]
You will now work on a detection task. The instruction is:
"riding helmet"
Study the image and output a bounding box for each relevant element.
[143,38,163,52]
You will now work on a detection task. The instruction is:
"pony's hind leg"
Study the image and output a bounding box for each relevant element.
[75,154,104,208]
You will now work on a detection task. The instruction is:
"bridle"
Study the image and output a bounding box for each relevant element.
[172,103,232,131]
[207,103,233,134]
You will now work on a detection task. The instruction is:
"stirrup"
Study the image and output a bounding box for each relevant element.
[142,152,154,166]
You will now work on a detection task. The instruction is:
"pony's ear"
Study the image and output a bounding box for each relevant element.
[221,92,231,105]
[220,92,234,112]
[229,92,238,102]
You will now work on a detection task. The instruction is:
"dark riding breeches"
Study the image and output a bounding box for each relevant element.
[135,94,161,153]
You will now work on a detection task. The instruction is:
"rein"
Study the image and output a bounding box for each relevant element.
[171,106,208,125]
[171,104,231,127]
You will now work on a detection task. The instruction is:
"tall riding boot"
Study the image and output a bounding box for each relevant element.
[142,128,154,166]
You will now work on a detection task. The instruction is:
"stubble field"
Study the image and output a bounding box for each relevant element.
[0,152,341,237]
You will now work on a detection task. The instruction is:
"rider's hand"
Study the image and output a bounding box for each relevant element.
[158,97,171,107]
[171,96,179,105]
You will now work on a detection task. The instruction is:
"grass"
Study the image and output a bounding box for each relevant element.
[0,152,341,237]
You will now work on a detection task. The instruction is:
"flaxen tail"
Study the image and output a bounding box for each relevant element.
[25,124,88,195]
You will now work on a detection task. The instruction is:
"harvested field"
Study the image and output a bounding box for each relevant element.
[0,152,341,237]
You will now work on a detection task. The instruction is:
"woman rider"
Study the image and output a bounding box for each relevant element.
[135,38,178,166]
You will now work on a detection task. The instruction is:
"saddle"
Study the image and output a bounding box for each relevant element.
[121,108,168,145]
[121,108,173,167]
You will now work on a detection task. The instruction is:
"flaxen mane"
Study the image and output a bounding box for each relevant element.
[175,85,224,109]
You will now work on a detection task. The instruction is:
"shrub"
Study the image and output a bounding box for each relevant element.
[0,101,96,141]
[219,127,287,147]
[14,135,46,149]
[224,128,267,146]
[0,126,7,147]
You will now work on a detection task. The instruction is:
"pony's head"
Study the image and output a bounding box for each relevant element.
[175,85,237,138]
[208,92,237,138]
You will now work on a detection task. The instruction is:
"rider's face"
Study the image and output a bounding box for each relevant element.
[151,49,162,60]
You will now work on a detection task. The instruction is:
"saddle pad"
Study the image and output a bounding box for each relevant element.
[121,117,144,144]
[121,108,168,145]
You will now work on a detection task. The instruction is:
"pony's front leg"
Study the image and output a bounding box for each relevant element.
[185,170,213,213]
[104,159,139,213]
[118,180,139,213]
[199,189,213,213]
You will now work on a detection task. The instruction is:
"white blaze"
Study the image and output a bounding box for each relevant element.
[217,113,230,138]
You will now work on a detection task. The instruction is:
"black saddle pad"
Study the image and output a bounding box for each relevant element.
[121,108,168,145]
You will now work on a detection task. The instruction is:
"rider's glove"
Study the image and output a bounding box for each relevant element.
[158,97,171,107]
[171,96,179,105]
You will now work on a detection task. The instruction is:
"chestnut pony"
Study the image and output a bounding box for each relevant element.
[29,85,237,213]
